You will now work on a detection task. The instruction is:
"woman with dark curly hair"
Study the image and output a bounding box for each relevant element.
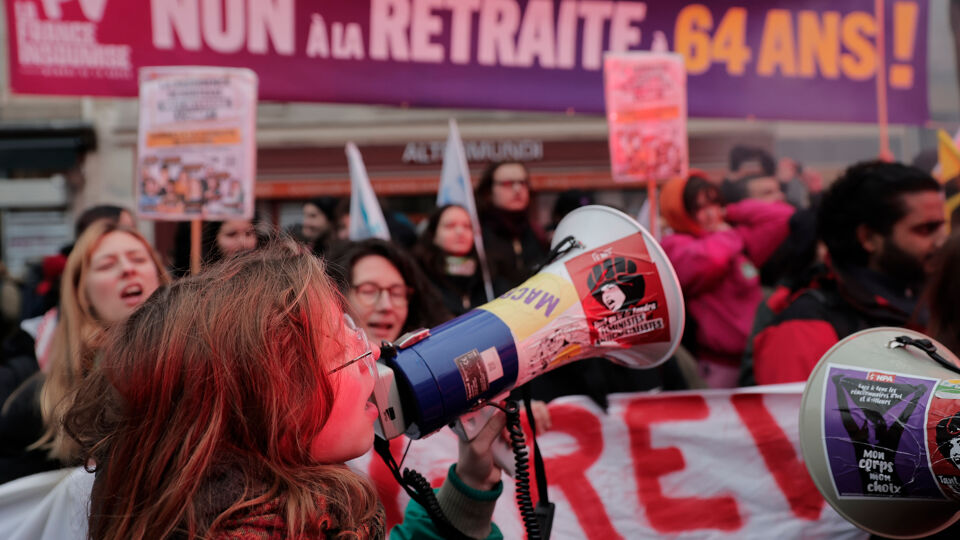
[331,239,450,344]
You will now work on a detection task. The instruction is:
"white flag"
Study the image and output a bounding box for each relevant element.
[346,142,390,241]
[437,119,495,301]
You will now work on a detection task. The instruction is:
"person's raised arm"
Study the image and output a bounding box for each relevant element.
[833,374,865,438]
[725,200,794,266]
[391,409,507,540]
[661,231,745,297]
[889,384,928,441]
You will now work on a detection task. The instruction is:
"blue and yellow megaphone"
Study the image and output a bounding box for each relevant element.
[371,205,685,440]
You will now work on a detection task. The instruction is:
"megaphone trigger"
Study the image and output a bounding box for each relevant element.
[371,360,406,440]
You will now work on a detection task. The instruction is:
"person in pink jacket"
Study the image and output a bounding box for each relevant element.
[660,173,793,388]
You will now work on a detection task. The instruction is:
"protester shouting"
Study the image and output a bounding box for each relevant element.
[64,243,507,539]
[0,222,169,484]
[332,239,449,345]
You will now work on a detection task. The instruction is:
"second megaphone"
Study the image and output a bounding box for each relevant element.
[799,327,960,538]
[371,205,685,440]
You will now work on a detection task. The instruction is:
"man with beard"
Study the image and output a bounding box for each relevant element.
[752,161,947,385]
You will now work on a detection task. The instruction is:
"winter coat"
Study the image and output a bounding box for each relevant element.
[752,265,925,385]
[661,200,793,367]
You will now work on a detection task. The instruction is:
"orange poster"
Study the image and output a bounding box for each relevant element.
[136,67,258,221]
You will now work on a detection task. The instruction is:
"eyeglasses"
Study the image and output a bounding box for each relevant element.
[328,314,377,384]
[493,179,529,190]
[351,282,412,307]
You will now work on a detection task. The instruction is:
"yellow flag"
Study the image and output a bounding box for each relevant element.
[937,129,960,183]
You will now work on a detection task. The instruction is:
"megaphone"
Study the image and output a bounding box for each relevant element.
[799,327,960,538]
[371,205,685,440]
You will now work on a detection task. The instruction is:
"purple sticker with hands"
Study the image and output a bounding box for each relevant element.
[822,364,943,500]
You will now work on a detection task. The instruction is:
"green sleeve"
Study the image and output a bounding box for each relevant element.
[389,465,503,540]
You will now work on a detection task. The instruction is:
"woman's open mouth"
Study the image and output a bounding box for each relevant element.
[120,284,144,306]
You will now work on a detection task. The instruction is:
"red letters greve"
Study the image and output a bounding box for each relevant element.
[358,387,858,539]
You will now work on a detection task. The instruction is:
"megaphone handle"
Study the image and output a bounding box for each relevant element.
[492,437,516,478]
[892,335,960,375]
[456,402,546,540]
[451,409,517,478]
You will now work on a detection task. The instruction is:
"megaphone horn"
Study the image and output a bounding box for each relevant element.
[372,205,685,440]
[800,327,960,539]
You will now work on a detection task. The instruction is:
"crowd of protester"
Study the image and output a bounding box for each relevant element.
[0,146,958,537]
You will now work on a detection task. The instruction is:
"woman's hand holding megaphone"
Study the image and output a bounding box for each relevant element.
[456,407,508,491]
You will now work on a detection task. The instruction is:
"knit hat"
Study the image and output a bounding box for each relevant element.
[660,175,702,236]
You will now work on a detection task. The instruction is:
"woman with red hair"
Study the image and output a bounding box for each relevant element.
[64,243,505,539]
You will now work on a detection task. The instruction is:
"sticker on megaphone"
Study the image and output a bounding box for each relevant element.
[820,363,942,500]
[564,233,672,349]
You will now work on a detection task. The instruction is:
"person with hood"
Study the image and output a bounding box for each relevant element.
[660,172,793,388]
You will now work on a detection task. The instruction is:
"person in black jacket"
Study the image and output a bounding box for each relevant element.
[414,205,510,315]
[752,161,948,385]
[476,161,547,288]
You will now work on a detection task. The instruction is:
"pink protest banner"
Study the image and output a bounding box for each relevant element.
[349,386,867,539]
[4,1,928,124]
[604,52,688,185]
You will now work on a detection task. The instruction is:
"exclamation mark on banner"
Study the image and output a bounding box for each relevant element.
[889,1,918,89]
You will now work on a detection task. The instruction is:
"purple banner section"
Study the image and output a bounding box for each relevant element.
[823,365,942,500]
[6,0,928,124]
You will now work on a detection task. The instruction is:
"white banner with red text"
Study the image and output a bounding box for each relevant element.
[350,384,867,539]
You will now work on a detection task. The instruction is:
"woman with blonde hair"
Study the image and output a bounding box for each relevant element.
[65,243,505,539]
[0,221,169,483]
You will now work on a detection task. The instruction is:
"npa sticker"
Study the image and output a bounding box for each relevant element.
[821,364,942,500]
[564,234,671,347]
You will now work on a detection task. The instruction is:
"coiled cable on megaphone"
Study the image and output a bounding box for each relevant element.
[368,206,686,539]
[372,400,541,540]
